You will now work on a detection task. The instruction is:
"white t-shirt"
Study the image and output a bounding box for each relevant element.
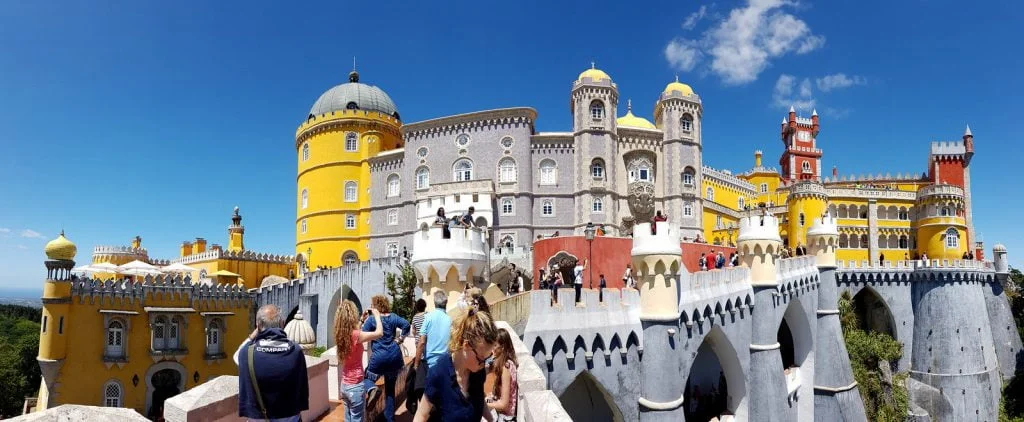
[574,265,584,285]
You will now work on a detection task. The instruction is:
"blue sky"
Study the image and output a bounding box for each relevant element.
[1,0,1022,291]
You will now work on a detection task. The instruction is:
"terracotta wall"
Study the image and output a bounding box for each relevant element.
[531,237,738,288]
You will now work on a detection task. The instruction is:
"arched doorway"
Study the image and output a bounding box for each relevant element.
[145,362,185,418]
[852,288,896,339]
[326,285,362,348]
[558,371,623,422]
[778,298,813,411]
[546,251,578,286]
[684,325,747,420]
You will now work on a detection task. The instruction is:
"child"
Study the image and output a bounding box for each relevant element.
[486,329,519,421]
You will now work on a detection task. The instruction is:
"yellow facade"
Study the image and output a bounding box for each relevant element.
[295,105,402,269]
[37,235,252,418]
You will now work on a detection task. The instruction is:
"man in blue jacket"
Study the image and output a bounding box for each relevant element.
[234,304,309,421]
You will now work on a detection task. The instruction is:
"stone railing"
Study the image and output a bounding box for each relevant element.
[794,116,813,125]
[825,187,917,200]
[69,276,251,306]
[163,355,330,422]
[171,249,294,265]
[788,145,820,154]
[490,291,532,334]
[94,245,149,255]
[916,184,964,199]
[422,179,495,196]
[702,165,757,193]
[836,259,991,271]
[496,320,573,422]
[788,181,827,198]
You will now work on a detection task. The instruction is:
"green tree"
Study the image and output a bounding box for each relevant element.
[385,262,418,321]
[1001,267,1024,421]
[838,291,908,421]
[0,305,41,418]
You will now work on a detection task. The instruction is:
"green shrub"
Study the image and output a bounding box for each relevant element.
[839,291,908,421]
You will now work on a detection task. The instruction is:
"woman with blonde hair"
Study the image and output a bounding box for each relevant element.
[333,300,382,422]
[485,328,519,420]
[361,295,410,422]
[413,309,499,422]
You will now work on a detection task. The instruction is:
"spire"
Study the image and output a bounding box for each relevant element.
[627,99,632,112]
[812,108,818,116]
[964,124,972,137]
[789,105,796,113]
[782,117,787,124]
[348,57,359,83]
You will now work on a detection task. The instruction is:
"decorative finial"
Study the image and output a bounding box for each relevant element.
[964,124,972,137]
[591,61,595,69]
[627,99,632,112]
[60,229,65,237]
[233,206,240,215]
[675,74,679,83]
[352,56,356,72]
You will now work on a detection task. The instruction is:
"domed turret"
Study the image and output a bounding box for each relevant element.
[662,77,695,97]
[807,213,839,267]
[577,64,611,83]
[45,231,77,261]
[284,311,316,354]
[616,100,656,129]
[308,70,400,119]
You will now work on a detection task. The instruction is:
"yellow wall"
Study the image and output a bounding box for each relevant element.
[38,283,251,416]
[786,195,827,249]
[741,172,785,207]
[296,111,401,268]
[187,258,292,290]
[916,217,967,260]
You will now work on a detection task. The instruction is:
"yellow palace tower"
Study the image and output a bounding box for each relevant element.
[295,70,403,269]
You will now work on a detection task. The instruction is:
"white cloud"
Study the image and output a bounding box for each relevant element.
[816,73,867,92]
[664,39,703,72]
[665,0,825,85]
[682,5,708,30]
[20,229,43,239]
[17,245,28,250]
[0,228,9,234]
[772,74,815,110]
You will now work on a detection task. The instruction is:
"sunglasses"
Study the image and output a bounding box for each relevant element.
[470,345,493,366]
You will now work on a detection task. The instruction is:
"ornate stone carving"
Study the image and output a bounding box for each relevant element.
[627,181,656,224]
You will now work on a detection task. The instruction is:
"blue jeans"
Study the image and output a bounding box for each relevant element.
[362,369,399,422]
[340,382,365,422]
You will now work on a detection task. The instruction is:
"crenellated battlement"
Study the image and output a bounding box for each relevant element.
[523,289,643,361]
[776,255,818,285]
[93,245,149,256]
[68,275,251,307]
[916,184,964,200]
[411,226,488,283]
[631,222,681,256]
[807,215,839,237]
[737,214,782,243]
[788,181,828,199]
[171,249,294,265]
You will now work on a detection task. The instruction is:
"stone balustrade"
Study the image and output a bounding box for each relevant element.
[825,187,917,200]
[836,259,991,271]
[917,184,964,199]
[489,291,532,334]
[163,355,330,422]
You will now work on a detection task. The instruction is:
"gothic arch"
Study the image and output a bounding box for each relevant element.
[326,284,361,348]
[559,371,624,422]
[852,286,897,339]
[685,325,747,419]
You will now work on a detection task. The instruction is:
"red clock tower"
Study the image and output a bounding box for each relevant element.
[779,106,821,181]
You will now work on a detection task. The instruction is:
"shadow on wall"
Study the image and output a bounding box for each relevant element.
[558,371,623,422]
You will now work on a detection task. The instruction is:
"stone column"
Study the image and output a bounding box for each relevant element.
[808,215,867,420]
[633,222,685,422]
[867,199,878,264]
[737,215,787,421]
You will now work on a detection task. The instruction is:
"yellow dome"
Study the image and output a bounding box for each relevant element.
[616,100,656,129]
[577,67,611,83]
[663,80,695,97]
[44,232,77,261]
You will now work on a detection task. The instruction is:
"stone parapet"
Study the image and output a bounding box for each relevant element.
[494,321,573,421]
[411,227,488,282]
[163,355,330,422]
[69,275,250,306]
[523,289,643,362]
[9,404,149,421]
[836,259,992,271]
[631,222,682,256]
[171,249,294,265]
[825,187,917,201]
[916,184,964,200]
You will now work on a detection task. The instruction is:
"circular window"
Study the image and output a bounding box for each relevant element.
[416,147,428,157]
[500,136,514,148]
[455,134,470,147]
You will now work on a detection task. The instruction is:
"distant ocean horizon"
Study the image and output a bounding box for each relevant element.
[0,287,43,299]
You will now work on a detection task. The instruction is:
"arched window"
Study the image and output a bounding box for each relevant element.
[106,320,124,357]
[716,215,723,229]
[589,100,605,120]
[539,159,557,185]
[301,219,307,233]
[104,381,122,407]
[345,132,358,152]
[386,174,400,197]
[592,197,604,213]
[898,207,909,220]
[683,202,693,217]
[801,161,811,173]
[416,167,430,190]
[541,200,554,216]
[940,206,950,217]
[682,168,695,186]
[879,234,888,249]
[860,234,869,249]
[877,207,887,220]
[839,234,849,248]
[386,243,399,257]
[206,319,222,355]
[706,187,714,201]
[628,159,653,183]
[591,159,605,179]
[302,143,309,161]
[738,197,746,209]
[500,198,514,215]
[849,234,859,248]
[681,114,693,132]
[945,228,959,248]
[301,189,308,209]
[387,209,398,225]
[344,181,358,202]
[498,158,517,183]
[342,251,358,266]
[453,159,473,182]
[153,316,167,350]
[345,214,356,229]
[799,213,805,226]
[899,235,909,249]
[760,183,768,193]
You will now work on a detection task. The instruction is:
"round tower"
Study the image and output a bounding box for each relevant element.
[38,231,77,409]
[993,243,1008,274]
[807,215,869,418]
[785,181,828,250]
[914,184,968,261]
[737,213,783,286]
[228,206,245,252]
[571,64,619,232]
[631,221,685,420]
[410,226,492,311]
[296,69,403,269]
[654,76,704,240]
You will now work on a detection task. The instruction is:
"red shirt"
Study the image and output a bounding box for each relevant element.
[705,254,716,270]
[340,330,364,385]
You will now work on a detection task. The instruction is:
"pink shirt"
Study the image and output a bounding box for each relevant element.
[341,330,364,385]
[498,360,519,416]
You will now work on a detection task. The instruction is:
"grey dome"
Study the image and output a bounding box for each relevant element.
[308,71,399,119]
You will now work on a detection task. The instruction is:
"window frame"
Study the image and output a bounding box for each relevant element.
[541,199,554,217]
[538,159,557,185]
[705,187,714,201]
[106,320,125,357]
[801,161,812,173]
[345,214,356,230]
[205,319,222,356]
[342,251,359,266]
[945,228,959,248]
[415,167,430,190]
[103,381,122,408]
[386,209,398,226]
[589,100,605,120]
[498,158,517,183]
[385,242,399,258]
[592,197,604,213]
[301,143,309,161]
[301,189,308,209]
[682,170,695,187]
[453,159,474,182]
[386,174,400,198]
[683,202,693,217]
[345,132,358,152]
[500,198,514,216]
[591,159,605,179]
[760,183,768,193]
[301,219,307,234]
[681,114,693,132]
[344,181,358,203]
